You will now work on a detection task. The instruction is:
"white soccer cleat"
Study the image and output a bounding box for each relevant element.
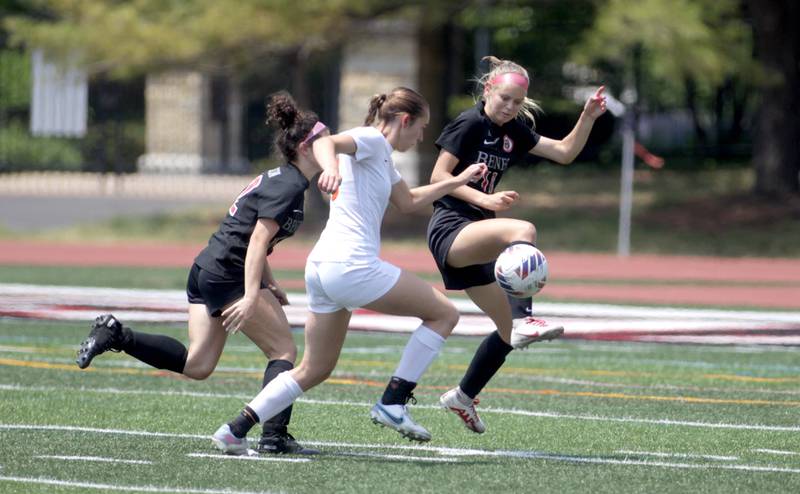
[511,317,564,349]
[439,387,486,434]
[211,424,249,455]
[370,403,431,442]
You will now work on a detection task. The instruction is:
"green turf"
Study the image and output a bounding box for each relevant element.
[1,319,799,493]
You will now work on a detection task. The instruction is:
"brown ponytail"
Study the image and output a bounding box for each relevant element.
[364,94,388,126]
[363,87,428,126]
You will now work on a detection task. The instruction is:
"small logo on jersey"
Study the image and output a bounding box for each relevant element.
[267,167,281,178]
[483,137,499,146]
[503,135,514,152]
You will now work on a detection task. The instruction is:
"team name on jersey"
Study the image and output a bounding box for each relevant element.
[476,150,510,172]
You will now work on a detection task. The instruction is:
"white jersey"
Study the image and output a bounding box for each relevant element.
[308,126,403,263]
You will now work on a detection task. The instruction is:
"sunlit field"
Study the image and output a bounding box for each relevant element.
[2,319,799,494]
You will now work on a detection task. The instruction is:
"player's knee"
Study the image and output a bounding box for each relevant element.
[296,361,334,388]
[184,363,215,380]
[430,301,459,336]
[515,221,537,243]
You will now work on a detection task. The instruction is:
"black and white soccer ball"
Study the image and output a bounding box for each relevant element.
[494,244,548,298]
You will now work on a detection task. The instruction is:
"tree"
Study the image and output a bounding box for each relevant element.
[747,0,800,196]
[569,0,756,153]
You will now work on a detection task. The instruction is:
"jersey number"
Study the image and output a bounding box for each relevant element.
[229,175,263,216]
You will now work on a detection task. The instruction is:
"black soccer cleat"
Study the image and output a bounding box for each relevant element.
[76,314,126,369]
[256,432,320,455]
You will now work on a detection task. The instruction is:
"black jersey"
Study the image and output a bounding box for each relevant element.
[434,100,540,219]
[194,164,309,278]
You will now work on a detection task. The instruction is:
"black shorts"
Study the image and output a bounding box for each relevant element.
[186,264,257,317]
[426,207,496,290]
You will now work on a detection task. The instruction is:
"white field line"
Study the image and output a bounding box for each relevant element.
[492,453,800,474]
[332,451,458,463]
[615,450,738,461]
[0,476,278,494]
[34,454,152,465]
[3,384,800,433]
[754,449,800,456]
[186,453,310,463]
[4,425,800,476]
[2,283,799,323]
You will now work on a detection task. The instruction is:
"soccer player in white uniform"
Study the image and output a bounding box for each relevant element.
[213,87,486,452]
[428,56,607,433]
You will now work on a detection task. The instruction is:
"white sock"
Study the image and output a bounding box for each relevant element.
[247,371,303,423]
[393,325,446,383]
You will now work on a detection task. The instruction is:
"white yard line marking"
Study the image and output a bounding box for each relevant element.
[615,450,738,461]
[0,476,277,494]
[3,383,800,433]
[34,455,152,465]
[754,449,800,456]
[187,453,310,463]
[492,452,800,474]
[2,424,799,475]
[333,451,458,463]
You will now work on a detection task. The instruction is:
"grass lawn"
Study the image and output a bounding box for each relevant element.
[1,318,799,493]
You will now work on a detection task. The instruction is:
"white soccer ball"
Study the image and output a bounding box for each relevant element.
[494,244,549,298]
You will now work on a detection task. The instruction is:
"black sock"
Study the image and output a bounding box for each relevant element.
[122,330,188,373]
[380,376,417,405]
[507,294,533,319]
[261,359,295,436]
[459,331,514,399]
[505,240,536,319]
[229,406,259,439]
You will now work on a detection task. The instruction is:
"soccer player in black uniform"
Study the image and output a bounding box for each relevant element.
[76,91,329,454]
[429,56,607,433]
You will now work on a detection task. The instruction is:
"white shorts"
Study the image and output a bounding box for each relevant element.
[305,259,402,313]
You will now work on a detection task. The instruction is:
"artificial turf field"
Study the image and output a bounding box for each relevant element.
[1,318,799,494]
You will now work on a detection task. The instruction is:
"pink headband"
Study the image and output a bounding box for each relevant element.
[489,72,529,91]
[301,121,328,145]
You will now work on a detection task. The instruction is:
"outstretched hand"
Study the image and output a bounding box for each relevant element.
[584,86,607,120]
[457,163,488,185]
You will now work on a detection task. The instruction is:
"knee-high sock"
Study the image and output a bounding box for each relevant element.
[122,330,188,374]
[392,324,446,383]
[261,359,295,435]
[247,371,303,426]
[459,330,513,399]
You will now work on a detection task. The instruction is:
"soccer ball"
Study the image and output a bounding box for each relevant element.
[494,244,548,298]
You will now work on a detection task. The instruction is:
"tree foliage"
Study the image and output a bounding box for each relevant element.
[3,0,405,76]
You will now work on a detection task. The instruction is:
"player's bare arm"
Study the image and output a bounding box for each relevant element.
[221,218,280,334]
[313,134,356,193]
[430,150,517,211]
[390,163,486,214]
[530,86,607,165]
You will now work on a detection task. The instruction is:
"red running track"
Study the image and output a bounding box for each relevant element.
[1,240,799,309]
